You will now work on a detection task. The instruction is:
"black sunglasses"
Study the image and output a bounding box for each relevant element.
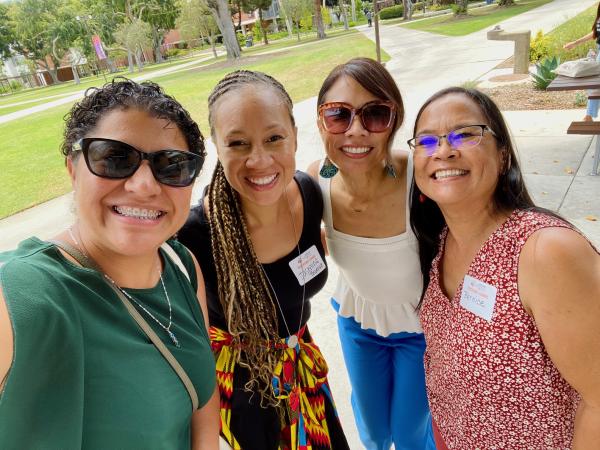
[318,101,396,134]
[72,138,204,187]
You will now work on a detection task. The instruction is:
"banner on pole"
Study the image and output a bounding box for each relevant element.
[92,35,107,60]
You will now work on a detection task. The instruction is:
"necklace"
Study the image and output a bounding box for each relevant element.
[68,227,180,348]
[260,187,306,349]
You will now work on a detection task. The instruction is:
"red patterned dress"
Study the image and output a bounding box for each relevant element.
[420,210,589,450]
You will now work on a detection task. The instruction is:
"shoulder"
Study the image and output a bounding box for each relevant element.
[306,159,322,180]
[295,170,322,206]
[177,198,210,248]
[389,149,410,174]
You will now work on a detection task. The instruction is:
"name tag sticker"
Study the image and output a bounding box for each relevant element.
[459,275,497,322]
[289,245,326,286]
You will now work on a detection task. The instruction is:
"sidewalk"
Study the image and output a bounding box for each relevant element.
[0,1,598,447]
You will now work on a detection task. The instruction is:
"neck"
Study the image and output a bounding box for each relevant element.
[441,202,511,250]
[242,186,293,229]
[338,161,389,199]
[69,226,160,288]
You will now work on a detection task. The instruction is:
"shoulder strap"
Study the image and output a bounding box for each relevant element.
[161,242,190,282]
[49,240,199,411]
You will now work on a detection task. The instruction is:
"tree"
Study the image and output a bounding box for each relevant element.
[176,0,220,58]
[402,0,413,20]
[114,18,153,71]
[0,4,15,59]
[10,0,79,84]
[313,0,326,38]
[247,0,273,45]
[206,0,241,59]
[281,0,311,41]
[454,0,468,15]
[277,0,294,38]
[140,0,178,64]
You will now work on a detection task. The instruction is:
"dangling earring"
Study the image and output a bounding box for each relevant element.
[419,193,427,204]
[385,161,397,178]
[319,157,338,178]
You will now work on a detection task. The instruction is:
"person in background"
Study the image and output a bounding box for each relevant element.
[178,70,349,450]
[563,2,600,121]
[409,86,600,449]
[308,57,435,450]
[0,79,219,449]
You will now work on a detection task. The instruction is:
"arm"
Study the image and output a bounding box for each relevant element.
[0,287,13,393]
[189,254,220,449]
[519,228,600,449]
[564,32,594,50]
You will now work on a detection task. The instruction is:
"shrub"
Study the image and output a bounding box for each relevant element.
[429,4,451,11]
[574,91,587,107]
[530,30,552,62]
[531,56,560,90]
[267,30,290,41]
[379,5,404,20]
[451,3,468,15]
[164,48,184,58]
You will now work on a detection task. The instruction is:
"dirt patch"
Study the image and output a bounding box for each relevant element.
[480,82,586,111]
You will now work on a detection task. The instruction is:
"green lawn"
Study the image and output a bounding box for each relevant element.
[0,32,388,219]
[400,0,553,36]
[544,5,597,61]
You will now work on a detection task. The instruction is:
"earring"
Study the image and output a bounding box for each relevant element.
[385,161,397,178]
[319,157,338,178]
[419,193,427,204]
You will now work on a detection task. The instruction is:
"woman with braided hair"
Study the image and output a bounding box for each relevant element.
[177,70,349,450]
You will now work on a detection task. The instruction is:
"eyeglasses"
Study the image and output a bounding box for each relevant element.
[318,101,396,134]
[407,125,496,157]
[72,138,204,187]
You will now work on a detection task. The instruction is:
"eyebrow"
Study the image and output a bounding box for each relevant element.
[416,123,482,135]
[224,124,285,137]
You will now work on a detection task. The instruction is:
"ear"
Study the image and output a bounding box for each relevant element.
[67,156,78,190]
[293,125,298,153]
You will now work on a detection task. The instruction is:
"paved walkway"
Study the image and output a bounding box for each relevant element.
[0,1,598,446]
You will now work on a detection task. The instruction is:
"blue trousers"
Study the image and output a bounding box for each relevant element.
[587,46,600,118]
[333,300,435,450]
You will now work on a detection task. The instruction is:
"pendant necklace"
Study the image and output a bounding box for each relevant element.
[260,187,306,350]
[68,227,180,347]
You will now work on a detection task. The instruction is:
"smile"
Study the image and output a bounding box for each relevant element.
[433,169,468,180]
[341,146,372,155]
[247,174,278,186]
[113,206,164,220]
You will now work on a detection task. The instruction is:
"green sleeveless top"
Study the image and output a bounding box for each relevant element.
[0,238,216,450]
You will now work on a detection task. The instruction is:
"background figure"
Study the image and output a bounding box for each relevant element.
[409,87,600,449]
[177,70,349,450]
[308,57,435,450]
[563,2,600,121]
[0,79,219,449]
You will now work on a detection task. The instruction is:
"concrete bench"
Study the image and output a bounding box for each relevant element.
[567,121,600,175]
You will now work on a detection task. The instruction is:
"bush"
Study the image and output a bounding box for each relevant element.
[574,91,587,107]
[451,3,468,15]
[164,48,184,58]
[429,4,451,11]
[531,56,560,90]
[379,5,404,20]
[530,30,552,62]
[0,80,24,95]
[267,30,290,41]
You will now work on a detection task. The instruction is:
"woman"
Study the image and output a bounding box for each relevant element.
[409,87,600,449]
[177,70,349,450]
[307,57,434,450]
[563,2,600,121]
[0,79,220,449]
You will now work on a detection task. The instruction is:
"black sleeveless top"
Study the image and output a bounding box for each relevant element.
[178,171,328,337]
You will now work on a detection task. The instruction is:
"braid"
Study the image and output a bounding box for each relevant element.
[206,70,298,405]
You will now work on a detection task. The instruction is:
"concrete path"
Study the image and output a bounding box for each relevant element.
[1,1,599,447]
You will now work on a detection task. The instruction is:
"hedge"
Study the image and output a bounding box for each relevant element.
[379,5,404,20]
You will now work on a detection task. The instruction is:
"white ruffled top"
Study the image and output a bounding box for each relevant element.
[318,156,423,337]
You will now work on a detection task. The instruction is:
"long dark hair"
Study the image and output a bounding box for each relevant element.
[593,2,600,39]
[409,87,554,302]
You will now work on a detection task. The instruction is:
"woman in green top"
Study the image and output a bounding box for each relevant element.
[0,79,219,449]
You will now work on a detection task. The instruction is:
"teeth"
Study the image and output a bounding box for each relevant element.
[342,146,371,154]
[435,169,468,180]
[114,206,163,220]
[248,174,277,185]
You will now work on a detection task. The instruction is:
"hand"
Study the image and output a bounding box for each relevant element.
[563,41,576,50]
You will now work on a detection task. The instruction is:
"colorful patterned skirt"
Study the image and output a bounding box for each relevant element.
[210,326,347,450]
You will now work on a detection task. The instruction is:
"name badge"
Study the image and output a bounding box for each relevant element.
[289,245,326,286]
[459,275,497,322]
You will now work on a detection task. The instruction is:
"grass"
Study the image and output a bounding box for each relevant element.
[0,32,387,219]
[542,5,597,61]
[399,0,552,36]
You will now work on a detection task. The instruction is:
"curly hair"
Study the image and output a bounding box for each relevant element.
[61,77,205,160]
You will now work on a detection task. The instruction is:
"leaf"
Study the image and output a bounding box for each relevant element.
[585,215,598,222]
[564,167,574,174]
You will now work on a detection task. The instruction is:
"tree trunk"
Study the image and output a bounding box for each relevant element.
[272,17,279,32]
[278,0,294,38]
[350,0,356,22]
[127,49,135,73]
[211,0,241,59]
[258,10,269,45]
[341,4,349,30]
[209,32,218,58]
[135,48,143,71]
[71,65,80,84]
[313,0,326,39]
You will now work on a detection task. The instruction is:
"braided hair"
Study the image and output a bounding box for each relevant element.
[207,70,295,406]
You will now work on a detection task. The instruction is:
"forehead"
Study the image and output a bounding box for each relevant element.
[89,108,188,151]
[212,85,293,131]
[322,75,379,106]
[417,93,487,133]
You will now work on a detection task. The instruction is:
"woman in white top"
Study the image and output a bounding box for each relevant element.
[308,58,434,450]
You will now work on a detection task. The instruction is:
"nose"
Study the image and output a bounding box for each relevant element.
[432,137,457,160]
[246,144,273,169]
[124,161,162,195]
[345,113,368,136]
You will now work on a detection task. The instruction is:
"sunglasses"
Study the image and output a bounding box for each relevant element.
[72,138,204,187]
[407,125,496,157]
[318,101,396,134]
